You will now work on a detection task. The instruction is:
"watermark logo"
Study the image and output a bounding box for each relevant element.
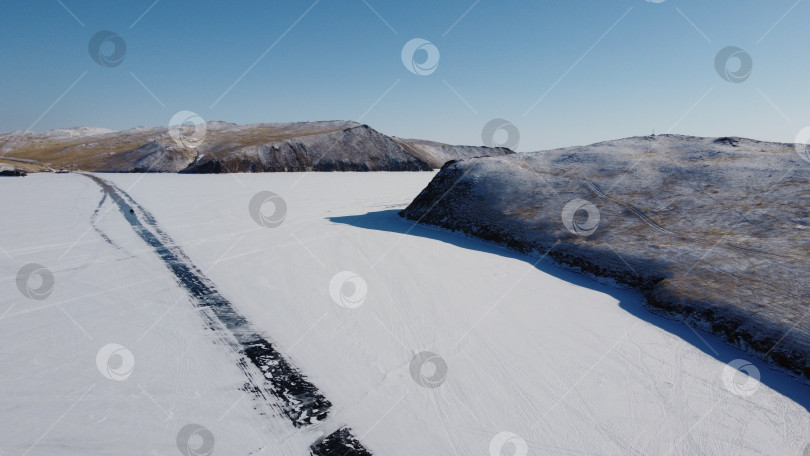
[96,343,135,381]
[715,46,752,83]
[721,358,760,397]
[88,30,127,68]
[168,111,207,149]
[482,119,520,150]
[176,424,215,456]
[16,263,54,300]
[401,38,440,76]
[489,432,528,456]
[329,271,368,309]
[248,191,287,228]
[794,127,810,163]
[561,199,600,236]
[409,351,447,388]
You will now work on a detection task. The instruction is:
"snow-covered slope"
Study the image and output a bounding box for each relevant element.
[2,172,808,455]
[401,134,810,382]
[0,122,512,173]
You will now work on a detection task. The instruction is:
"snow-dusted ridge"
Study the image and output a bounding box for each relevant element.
[0,121,512,173]
[401,133,810,381]
[0,126,117,139]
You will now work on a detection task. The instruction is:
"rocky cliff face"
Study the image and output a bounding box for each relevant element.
[401,134,810,380]
[0,121,512,173]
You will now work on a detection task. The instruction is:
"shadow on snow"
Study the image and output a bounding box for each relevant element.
[329,209,810,414]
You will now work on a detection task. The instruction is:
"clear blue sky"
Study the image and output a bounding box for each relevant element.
[1,0,808,151]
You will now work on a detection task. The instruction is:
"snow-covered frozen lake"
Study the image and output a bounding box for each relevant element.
[1,172,808,455]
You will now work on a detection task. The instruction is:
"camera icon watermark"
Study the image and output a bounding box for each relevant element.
[329,271,368,309]
[88,30,126,68]
[721,358,760,397]
[409,351,447,388]
[715,46,752,84]
[401,38,440,76]
[16,263,54,300]
[561,199,600,237]
[482,119,520,150]
[176,423,215,456]
[248,191,287,228]
[96,343,135,381]
[489,431,528,456]
[794,127,810,163]
[168,111,207,149]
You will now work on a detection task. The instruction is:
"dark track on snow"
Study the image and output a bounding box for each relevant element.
[83,174,370,455]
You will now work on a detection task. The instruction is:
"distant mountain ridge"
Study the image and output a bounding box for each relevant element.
[0,121,512,173]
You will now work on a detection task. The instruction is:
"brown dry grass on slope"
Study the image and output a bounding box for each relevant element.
[0,123,353,171]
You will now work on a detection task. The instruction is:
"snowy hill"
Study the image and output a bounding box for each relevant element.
[0,121,511,173]
[401,134,810,381]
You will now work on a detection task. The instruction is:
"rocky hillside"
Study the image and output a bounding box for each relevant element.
[0,121,512,173]
[401,134,810,380]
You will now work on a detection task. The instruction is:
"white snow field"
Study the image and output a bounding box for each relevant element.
[1,172,809,455]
